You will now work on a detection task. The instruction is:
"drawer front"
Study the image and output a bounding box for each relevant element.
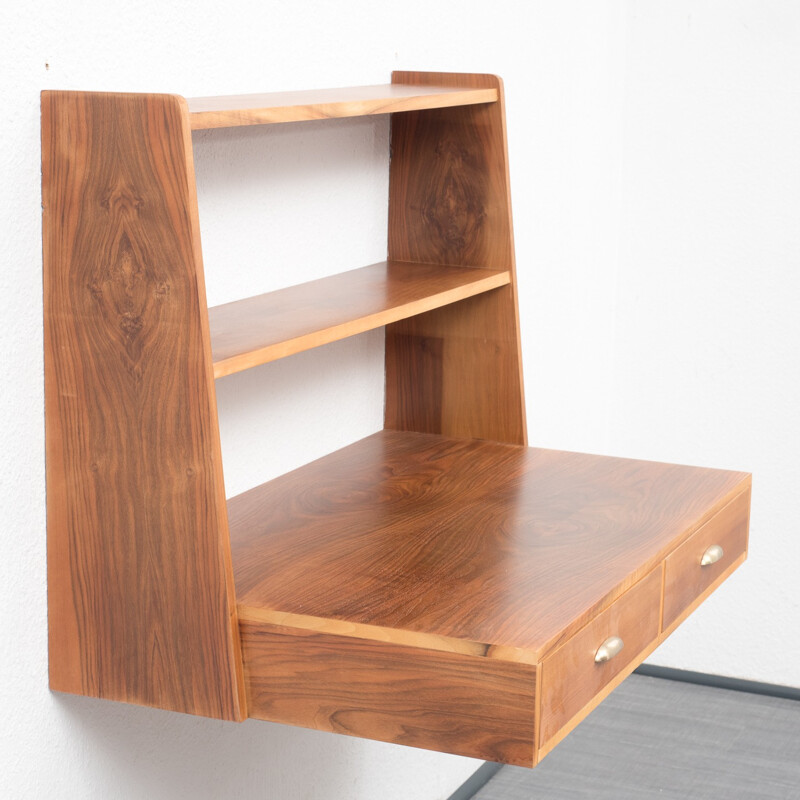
[540,568,662,745]
[662,488,750,631]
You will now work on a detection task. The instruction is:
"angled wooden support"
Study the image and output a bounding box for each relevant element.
[42,91,246,720]
[386,72,527,445]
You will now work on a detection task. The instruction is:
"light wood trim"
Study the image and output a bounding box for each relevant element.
[188,84,498,129]
[209,261,510,378]
[532,657,544,766]
[238,606,537,665]
[42,91,246,720]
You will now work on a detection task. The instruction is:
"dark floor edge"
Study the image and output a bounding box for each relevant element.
[446,761,503,800]
[635,664,800,702]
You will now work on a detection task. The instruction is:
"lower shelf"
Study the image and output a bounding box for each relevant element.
[227,431,751,766]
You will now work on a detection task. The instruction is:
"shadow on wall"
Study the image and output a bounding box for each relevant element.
[52,692,359,798]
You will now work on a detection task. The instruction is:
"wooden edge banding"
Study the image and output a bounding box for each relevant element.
[241,618,537,766]
[532,659,543,766]
[189,87,498,129]
[211,270,510,379]
[238,606,538,665]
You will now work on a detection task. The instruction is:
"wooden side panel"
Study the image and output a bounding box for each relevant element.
[43,91,246,719]
[242,620,538,767]
[386,72,526,444]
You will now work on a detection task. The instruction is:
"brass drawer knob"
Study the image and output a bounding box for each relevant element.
[595,636,624,663]
[700,544,724,566]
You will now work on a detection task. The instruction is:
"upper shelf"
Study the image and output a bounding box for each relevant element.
[208,260,510,379]
[187,83,499,129]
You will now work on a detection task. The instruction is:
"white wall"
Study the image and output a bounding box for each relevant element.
[1,1,797,797]
[610,1,800,687]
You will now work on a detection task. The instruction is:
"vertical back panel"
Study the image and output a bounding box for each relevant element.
[43,91,245,719]
[386,72,527,444]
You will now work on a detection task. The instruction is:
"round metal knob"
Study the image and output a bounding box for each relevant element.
[700,544,724,566]
[595,636,624,663]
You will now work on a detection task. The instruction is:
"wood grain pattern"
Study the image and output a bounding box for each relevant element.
[539,568,661,744]
[536,605,669,762]
[209,261,509,378]
[660,552,747,641]
[239,605,533,663]
[385,72,526,444]
[662,489,751,631]
[188,83,498,129]
[241,619,538,766]
[228,430,750,663]
[43,91,245,719]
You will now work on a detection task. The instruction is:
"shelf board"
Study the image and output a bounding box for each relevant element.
[208,261,510,378]
[188,83,498,129]
[228,430,750,664]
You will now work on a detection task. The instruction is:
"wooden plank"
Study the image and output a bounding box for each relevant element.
[241,619,537,766]
[43,91,246,719]
[188,83,498,129]
[208,261,510,379]
[386,72,527,445]
[228,430,750,664]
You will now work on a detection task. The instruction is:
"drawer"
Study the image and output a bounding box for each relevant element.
[662,488,750,632]
[539,567,662,746]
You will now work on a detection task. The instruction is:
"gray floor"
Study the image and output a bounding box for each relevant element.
[473,675,800,800]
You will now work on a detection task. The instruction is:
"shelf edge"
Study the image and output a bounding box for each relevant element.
[211,269,510,379]
[189,87,499,130]
[238,605,538,665]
